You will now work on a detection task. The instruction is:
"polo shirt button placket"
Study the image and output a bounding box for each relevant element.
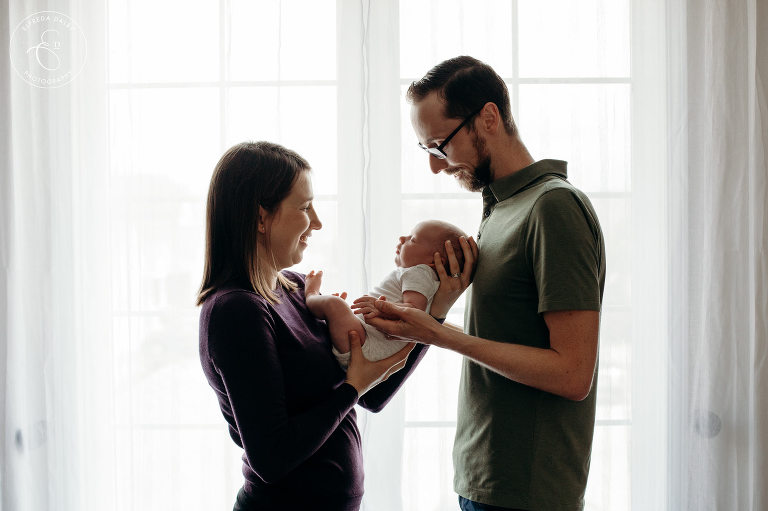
[479,209,491,240]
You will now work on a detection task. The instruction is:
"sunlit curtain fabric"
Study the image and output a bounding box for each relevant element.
[667,0,768,509]
[3,0,111,509]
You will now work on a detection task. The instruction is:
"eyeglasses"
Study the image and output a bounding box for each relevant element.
[417,107,484,159]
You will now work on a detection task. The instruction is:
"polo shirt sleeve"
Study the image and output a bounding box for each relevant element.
[526,187,603,313]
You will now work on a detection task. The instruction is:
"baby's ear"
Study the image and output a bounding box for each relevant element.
[427,254,445,269]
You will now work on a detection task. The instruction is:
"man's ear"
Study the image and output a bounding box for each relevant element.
[258,206,268,234]
[480,101,502,135]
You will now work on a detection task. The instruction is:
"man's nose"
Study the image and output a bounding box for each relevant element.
[429,155,448,174]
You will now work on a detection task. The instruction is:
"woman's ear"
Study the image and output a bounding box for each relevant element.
[258,206,268,234]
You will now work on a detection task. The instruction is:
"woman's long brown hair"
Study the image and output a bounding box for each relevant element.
[197,141,310,306]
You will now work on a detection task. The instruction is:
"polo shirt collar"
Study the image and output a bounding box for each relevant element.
[482,159,568,209]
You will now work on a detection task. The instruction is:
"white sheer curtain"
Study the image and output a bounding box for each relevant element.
[2,0,766,510]
[2,0,112,508]
[667,0,768,509]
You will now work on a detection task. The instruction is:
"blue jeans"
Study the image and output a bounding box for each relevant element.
[458,495,527,511]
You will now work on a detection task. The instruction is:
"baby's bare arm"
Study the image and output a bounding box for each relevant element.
[401,290,428,311]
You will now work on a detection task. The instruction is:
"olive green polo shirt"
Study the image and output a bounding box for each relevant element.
[454,159,606,510]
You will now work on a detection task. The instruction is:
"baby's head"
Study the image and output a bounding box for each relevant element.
[395,220,468,273]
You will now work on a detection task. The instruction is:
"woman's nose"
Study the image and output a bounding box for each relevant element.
[399,235,406,243]
[310,209,322,230]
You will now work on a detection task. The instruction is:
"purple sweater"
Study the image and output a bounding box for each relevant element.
[199,271,428,509]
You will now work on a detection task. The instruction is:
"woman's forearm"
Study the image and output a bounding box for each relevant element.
[356,343,429,412]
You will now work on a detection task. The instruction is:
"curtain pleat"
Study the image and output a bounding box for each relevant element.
[668,1,768,509]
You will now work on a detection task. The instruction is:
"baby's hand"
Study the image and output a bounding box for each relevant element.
[351,295,381,319]
[305,270,323,297]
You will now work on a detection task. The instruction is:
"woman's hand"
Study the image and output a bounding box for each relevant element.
[344,331,415,396]
[429,235,479,319]
[364,300,443,346]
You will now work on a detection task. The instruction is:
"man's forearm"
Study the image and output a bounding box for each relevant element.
[434,327,595,401]
[368,302,598,400]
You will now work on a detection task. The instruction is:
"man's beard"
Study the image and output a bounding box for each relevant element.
[451,132,492,192]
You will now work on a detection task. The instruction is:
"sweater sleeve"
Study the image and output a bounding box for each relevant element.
[356,343,430,412]
[355,314,446,412]
[207,291,360,484]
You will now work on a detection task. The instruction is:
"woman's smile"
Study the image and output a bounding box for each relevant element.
[261,171,322,272]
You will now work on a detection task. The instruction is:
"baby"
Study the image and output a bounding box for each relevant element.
[305,219,467,368]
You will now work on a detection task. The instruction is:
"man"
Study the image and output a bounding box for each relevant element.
[367,56,606,510]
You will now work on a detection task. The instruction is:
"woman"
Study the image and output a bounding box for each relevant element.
[197,141,475,510]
